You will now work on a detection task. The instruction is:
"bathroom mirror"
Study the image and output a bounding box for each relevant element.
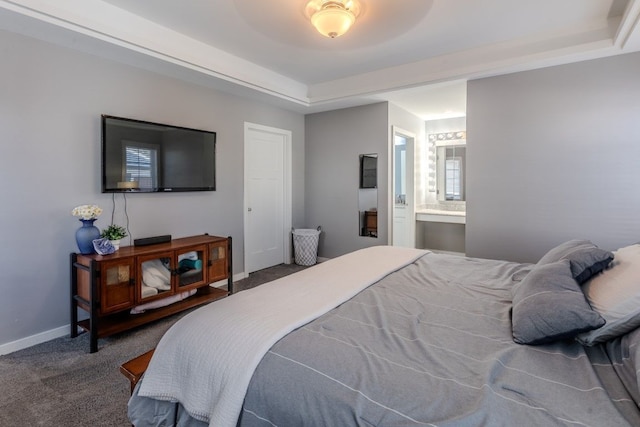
[437,144,466,201]
[358,154,378,237]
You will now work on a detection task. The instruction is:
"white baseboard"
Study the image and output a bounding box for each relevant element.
[233,272,248,281]
[2,272,248,356]
[211,272,248,288]
[0,272,264,356]
[0,325,69,356]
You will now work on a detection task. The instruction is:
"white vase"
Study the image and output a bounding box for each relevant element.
[110,239,121,250]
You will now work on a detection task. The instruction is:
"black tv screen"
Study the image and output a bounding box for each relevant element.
[360,154,377,189]
[101,115,216,193]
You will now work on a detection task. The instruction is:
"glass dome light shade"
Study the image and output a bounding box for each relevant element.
[310,5,356,38]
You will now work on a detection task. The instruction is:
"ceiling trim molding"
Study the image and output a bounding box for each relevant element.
[2,0,639,113]
[308,20,624,103]
[614,0,640,48]
[0,0,310,105]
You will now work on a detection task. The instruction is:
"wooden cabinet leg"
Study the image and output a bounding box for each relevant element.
[89,259,98,353]
[89,329,98,353]
[70,253,78,338]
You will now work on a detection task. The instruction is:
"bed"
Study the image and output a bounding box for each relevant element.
[128,242,640,426]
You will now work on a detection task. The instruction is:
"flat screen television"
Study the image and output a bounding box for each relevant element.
[101,115,216,193]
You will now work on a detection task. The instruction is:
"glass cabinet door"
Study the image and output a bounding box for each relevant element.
[100,258,135,314]
[208,241,228,283]
[137,251,174,302]
[176,245,206,291]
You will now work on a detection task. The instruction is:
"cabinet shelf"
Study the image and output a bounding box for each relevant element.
[70,234,232,352]
[77,286,227,338]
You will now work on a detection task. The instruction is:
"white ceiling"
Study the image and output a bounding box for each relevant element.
[1,0,639,119]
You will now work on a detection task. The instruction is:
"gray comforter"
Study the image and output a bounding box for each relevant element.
[130,252,640,426]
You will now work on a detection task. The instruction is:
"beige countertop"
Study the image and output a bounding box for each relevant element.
[416,209,466,224]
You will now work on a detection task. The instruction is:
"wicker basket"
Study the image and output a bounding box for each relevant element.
[292,227,321,266]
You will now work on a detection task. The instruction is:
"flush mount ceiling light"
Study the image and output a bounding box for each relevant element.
[305,0,361,39]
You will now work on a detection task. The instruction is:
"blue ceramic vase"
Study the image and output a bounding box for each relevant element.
[75,219,101,254]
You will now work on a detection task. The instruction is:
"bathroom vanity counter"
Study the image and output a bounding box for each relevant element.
[416,209,466,224]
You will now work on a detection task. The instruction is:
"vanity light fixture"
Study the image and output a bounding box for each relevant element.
[305,0,361,38]
[429,131,467,142]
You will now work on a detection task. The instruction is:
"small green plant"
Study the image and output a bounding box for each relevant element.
[101,224,127,240]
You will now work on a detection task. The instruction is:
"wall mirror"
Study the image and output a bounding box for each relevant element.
[358,154,378,237]
[436,143,466,202]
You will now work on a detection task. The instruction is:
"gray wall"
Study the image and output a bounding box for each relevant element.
[389,103,425,140]
[0,30,305,349]
[304,102,423,256]
[466,52,640,263]
[305,103,388,258]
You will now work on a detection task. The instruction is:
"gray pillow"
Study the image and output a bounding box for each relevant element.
[577,244,640,345]
[511,259,605,345]
[537,239,613,284]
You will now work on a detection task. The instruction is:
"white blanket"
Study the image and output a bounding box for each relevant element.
[138,245,427,427]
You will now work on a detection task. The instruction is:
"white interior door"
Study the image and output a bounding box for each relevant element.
[244,123,292,273]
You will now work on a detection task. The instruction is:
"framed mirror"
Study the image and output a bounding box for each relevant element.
[358,154,378,237]
[436,144,466,202]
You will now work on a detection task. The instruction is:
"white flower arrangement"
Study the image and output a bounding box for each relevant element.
[71,204,103,220]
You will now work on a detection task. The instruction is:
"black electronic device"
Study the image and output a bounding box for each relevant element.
[133,235,172,247]
[101,115,216,193]
[359,154,377,189]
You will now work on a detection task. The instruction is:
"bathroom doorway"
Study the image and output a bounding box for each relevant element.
[391,126,415,248]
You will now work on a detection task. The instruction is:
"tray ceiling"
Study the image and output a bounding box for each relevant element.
[1,0,639,117]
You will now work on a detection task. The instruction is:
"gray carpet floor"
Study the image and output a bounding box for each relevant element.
[0,263,307,427]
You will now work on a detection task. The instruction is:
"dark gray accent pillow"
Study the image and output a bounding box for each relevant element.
[537,239,613,284]
[511,259,605,345]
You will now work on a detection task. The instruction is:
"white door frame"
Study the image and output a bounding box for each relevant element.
[390,126,416,247]
[243,122,292,274]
